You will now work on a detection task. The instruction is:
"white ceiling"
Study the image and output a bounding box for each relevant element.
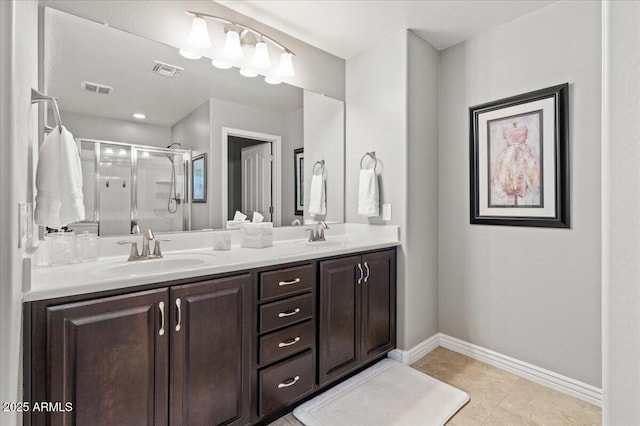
[217,0,557,58]
[45,8,303,128]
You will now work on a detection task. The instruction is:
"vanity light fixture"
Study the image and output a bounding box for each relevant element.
[251,38,271,69]
[182,11,296,81]
[179,49,202,60]
[211,59,232,69]
[222,27,243,60]
[265,76,282,85]
[132,113,146,119]
[187,17,212,49]
[240,68,258,78]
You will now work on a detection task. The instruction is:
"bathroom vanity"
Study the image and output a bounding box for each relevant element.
[23,233,397,425]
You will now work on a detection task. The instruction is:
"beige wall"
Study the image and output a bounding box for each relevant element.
[603,0,640,423]
[345,30,440,349]
[0,1,38,425]
[438,0,602,386]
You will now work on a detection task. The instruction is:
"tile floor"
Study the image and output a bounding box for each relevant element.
[269,347,602,426]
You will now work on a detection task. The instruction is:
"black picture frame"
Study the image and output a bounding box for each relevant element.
[469,83,569,228]
[294,148,304,216]
[191,153,207,203]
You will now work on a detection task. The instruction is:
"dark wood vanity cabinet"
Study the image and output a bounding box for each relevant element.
[25,247,396,426]
[26,274,252,426]
[318,249,396,386]
[43,288,169,426]
[170,274,252,426]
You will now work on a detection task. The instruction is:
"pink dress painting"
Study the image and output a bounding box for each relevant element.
[489,112,542,207]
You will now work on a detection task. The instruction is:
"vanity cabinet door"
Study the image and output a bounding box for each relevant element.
[318,255,362,386]
[361,250,397,363]
[46,288,169,426]
[170,274,252,426]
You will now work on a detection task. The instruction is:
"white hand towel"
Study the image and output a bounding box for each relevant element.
[308,174,326,217]
[35,126,85,228]
[358,168,379,217]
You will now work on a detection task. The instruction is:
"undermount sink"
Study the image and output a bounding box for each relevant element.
[92,253,216,276]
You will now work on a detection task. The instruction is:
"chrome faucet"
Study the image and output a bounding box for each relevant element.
[306,221,329,242]
[118,228,170,261]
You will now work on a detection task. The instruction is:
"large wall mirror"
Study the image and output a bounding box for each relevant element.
[43,7,344,236]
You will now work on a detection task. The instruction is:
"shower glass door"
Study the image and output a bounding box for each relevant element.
[134,148,188,233]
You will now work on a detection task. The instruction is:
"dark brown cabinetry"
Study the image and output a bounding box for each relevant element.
[46,288,168,426]
[25,248,396,426]
[28,274,252,426]
[254,263,317,422]
[318,250,396,386]
[170,275,252,426]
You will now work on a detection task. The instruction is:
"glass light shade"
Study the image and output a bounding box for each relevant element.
[265,76,282,85]
[211,60,232,69]
[179,49,202,60]
[132,113,146,119]
[277,51,295,77]
[223,29,243,60]
[187,17,211,49]
[251,41,271,69]
[240,69,258,78]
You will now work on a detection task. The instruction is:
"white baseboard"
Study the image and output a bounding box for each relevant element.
[388,333,440,365]
[389,333,603,407]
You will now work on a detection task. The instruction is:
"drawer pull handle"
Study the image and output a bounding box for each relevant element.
[357,263,364,285]
[278,308,301,318]
[175,298,182,332]
[278,337,301,348]
[278,376,300,388]
[279,278,301,286]
[158,301,165,336]
[364,262,370,283]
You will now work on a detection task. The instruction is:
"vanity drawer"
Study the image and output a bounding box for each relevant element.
[259,350,314,417]
[260,264,315,301]
[259,320,314,366]
[259,293,313,334]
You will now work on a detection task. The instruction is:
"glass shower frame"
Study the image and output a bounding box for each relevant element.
[78,138,191,234]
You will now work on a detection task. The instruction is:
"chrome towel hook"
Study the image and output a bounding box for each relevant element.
[360,151,377,170]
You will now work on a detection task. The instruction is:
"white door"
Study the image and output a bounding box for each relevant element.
[241,143,272,221]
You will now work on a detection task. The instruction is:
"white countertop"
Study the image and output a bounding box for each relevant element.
[24,224,399,302]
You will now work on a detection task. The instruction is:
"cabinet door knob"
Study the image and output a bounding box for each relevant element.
[364,262,370,283]
[175,298,182,332]
[357,263,364,285]
[158,301,165,336]
[278,278,301,286]
[278,308,301,318]
[277,376,300,388]
[278,337,301,348]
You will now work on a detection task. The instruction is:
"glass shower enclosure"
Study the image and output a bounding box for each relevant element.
[75,139,191,236]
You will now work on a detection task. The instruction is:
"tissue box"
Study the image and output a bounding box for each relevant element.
[240,222,273,248]
[212,231,232,250]
[227,220,249,230]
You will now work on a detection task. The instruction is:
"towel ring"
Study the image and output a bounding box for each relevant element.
[360,152,377,170]
[31,88,63,134]
[313,160,325,176]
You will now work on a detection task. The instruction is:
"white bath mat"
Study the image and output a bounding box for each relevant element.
[293,359,469,426]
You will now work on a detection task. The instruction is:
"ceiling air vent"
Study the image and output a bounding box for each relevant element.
[150,60,184,78]
[81,81,113,95]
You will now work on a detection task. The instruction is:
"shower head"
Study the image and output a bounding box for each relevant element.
[166,142,182,163]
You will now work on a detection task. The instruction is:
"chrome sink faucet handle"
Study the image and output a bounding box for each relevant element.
[153,239,171,257]
[316,221,329,241]
[117,240,140,261]
[142,228,154,257]
[305,228,316,242]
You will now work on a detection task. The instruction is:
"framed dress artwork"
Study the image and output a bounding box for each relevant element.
[469,83,569,228]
